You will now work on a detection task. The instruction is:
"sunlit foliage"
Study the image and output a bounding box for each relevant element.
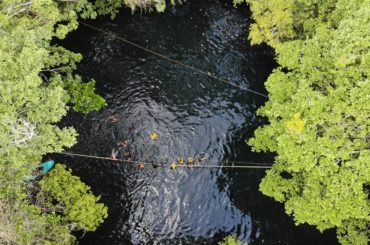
[219,236,248,245]
[236,0,341,48]
[39,164,108,232]
[0,0,108,243]
[235,0,370,244]
[94,0,185,17]
[1,165,107,244]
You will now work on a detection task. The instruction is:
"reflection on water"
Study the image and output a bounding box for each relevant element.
[58,0,337,244]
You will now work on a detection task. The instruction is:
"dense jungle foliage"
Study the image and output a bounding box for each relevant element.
[235,0,370,244]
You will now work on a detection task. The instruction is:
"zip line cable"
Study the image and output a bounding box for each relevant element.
[55,152,272,169]
[78,21,268,98]
[205,159,272,165]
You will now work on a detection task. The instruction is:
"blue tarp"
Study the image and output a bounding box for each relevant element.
[26,160,55,181]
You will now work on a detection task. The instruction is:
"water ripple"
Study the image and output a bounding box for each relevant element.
[55,0,310,244]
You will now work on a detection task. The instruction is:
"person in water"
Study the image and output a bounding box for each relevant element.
[124,151,132,161]
[198,153,207,163]
[111,148,120,160]
[106,113,119,123]
[111,139,132,160]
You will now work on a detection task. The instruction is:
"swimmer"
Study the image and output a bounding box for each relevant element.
[111,148,120,160]
[187,157,194,164]
[106,114,119,123]
[198,153,207,162]
[177,157,185,164]
[170,162,177,169]
[117,140,129,147]
[150,132,159,140]
[124,151,132,158]
[124,151,132,161]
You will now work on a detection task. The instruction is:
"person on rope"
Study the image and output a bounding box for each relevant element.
[112,140,132,161]
[187,157,194,164]
[111,148,120,160]
[177,157,185,164]
[170,162,177,169]
[198,153,208,164]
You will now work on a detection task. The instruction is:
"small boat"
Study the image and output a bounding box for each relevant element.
[26,160,55,181]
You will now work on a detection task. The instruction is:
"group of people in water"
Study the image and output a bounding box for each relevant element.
[169,153,208,169]
[107,113,207,169]
[110,138,208,169]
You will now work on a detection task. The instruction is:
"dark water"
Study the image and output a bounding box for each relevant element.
[59,0,338,244]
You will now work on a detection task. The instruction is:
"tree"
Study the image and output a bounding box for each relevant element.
[1,165,108,245]
[219,236,248,245]
[235,0,370,243]
[0,0,106,243]
[94,0,184,17]
[39,164,108,232]
[235,0,341,48]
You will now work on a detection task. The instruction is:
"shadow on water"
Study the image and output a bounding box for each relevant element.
[57,0,338,244]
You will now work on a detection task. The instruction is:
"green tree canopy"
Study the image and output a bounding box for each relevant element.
[235,0,370,243]
[236,0,348,48]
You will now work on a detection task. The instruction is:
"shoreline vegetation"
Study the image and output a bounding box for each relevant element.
[238,0,369,244]
[0,0,368,244]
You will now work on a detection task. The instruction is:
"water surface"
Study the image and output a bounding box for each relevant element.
[59,1,337,244]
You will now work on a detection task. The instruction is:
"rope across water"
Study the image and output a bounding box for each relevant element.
[78,21,268,98]
[55,152,272,170]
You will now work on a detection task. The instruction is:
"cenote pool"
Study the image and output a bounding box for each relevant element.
[56,0,338,244]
